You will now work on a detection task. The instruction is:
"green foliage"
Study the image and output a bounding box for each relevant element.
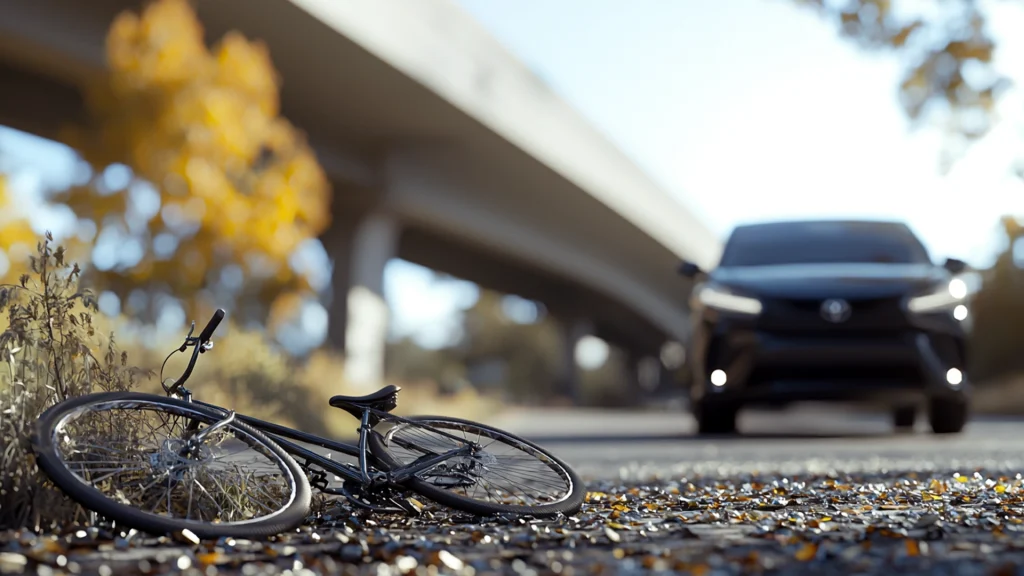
[386,290,638,408]
[968,218,1024,381]
[460,292,564,404]
[0,233,149,530]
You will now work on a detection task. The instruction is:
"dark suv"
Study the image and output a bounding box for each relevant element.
[679,219,972,435]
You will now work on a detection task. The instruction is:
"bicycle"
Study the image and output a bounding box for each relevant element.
[30,309,584,539]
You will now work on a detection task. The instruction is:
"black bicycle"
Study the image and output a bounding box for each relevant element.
[30,310,584,539]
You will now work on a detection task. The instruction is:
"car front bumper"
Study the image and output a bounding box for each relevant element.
[691,312,969,408]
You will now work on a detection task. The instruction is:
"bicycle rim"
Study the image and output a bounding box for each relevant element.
[369,415,584,517]
[32,392,311,538]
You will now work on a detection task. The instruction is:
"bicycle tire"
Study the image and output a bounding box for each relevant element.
[368,415,584,518]
[32,391,312,539]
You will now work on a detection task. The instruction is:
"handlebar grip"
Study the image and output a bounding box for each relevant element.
[198,309,225,343]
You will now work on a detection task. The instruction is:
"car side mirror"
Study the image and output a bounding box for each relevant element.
[943,257,967,275]
[678,260,703,279]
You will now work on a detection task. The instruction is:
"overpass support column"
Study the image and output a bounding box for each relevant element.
[558,317,593,405]
[324,211,401,392]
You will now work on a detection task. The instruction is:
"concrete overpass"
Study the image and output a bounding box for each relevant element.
[0,0,722,395]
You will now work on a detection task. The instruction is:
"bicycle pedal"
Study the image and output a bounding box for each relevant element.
[307,468,329,491]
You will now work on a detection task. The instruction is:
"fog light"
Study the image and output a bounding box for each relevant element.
[710,369,727,387]
[953,304,968,321]
[946,368,963,386]
[948,278,968,299]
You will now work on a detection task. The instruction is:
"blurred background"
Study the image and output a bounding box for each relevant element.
[1,0,1023,436]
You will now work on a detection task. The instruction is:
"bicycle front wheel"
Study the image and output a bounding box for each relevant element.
[369,416,584,518]
[32,392,311,539]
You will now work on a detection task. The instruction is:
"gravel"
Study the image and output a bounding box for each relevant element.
[7,462,1024,575]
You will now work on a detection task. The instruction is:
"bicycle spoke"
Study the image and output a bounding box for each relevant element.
[379,419,575,509]
[51,401,295,525]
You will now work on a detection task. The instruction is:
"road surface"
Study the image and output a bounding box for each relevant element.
[491,406,1024,479]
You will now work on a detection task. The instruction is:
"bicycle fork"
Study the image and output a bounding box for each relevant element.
[177,409,237,459]
[189,410,236,449]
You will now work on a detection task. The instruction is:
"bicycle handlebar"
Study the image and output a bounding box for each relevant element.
[162,308,227,396]
[198,309,225,344]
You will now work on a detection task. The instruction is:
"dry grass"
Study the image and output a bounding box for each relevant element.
[0,234,149,530]
[0,234,499,531]
[114,325,503,442]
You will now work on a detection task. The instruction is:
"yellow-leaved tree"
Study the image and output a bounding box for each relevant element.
[56,0,332,325]
[0,176,37,285]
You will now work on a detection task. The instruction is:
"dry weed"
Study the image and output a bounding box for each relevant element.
[123,327,501,441]
[0,233,149,530]
[0,234,499,530]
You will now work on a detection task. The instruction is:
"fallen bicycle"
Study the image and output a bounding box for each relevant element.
[31,309,584,539]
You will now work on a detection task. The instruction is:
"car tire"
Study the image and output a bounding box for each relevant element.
[893,406,916,430]
[928,398,968,434]
[696,403,738,435]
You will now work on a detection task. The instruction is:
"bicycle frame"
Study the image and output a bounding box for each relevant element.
[197,401,474,487]
[161,312,479,508]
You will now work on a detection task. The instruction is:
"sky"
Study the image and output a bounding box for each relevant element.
[449,0,1024,262]
[384,0,1024,347]
[4,1,1024,350]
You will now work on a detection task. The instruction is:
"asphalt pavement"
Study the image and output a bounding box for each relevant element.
[491,405,1024,479]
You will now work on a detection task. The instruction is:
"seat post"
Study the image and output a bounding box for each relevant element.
[357,408,374,484]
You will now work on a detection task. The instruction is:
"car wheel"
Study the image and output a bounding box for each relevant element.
[892,406,916,430]
[696,403,738,435]
[928,398,968,434]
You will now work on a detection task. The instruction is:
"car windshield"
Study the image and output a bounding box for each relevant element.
[718,221,932,267]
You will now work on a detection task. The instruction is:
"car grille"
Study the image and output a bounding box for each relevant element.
[757,296,908,332]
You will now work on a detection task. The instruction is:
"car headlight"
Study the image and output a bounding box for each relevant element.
[694,283,762,316]
[906,277,970,314]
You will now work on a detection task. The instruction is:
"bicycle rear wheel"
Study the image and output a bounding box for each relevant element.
[32,392,311,539]
[368,416,584,517]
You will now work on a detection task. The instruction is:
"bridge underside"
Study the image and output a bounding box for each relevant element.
[0,59,677,366]
[0,0,703,398]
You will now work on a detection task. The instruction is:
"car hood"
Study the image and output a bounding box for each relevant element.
[709,263,947,299]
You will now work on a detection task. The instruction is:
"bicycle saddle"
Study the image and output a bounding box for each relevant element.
[330,385,401,419]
